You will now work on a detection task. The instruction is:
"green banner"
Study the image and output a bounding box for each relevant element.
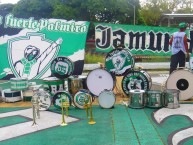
[95,23,192,56]
[0,13,89,80]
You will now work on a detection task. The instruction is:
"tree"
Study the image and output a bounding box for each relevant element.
[12,0,55,18]
[139,0,193,26]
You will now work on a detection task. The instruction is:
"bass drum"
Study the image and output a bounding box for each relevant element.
[86,69,115,96]
[105,48,135,76]
[122,70,152,95]
[166,69,193,101]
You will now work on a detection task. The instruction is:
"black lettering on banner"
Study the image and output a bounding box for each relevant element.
[95,24,192,54]
[113,29,126,48]
[163,33,170,52]
[95,25,111,49]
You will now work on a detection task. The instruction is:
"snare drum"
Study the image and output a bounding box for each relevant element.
[33,91,51,110]
[163,89,180,109]
[53,91,72,109]
[43,77,65,96]
[10,77,28,91]
[122,70,151,95]
[98,90,116,109]
[146,90,163,108]
[68,75,87,96]
[2,89,22,102]
[105,48,135,76]
[128,89,145,109]
[86,69,115,96]
[166,69,193,100]
[73,89,92,109]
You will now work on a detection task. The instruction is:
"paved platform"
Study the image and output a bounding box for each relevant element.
[1,70,193,145]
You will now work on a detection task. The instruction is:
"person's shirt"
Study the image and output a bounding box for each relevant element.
[169,31,187,55]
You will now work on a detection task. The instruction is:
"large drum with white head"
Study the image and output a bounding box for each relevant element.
[86,69,115,96]
[166,69,193,101]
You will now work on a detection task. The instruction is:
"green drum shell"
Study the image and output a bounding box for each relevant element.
[163,89,180,109]
[146,90,163,108]
[43,77,65,96]
[10,78,28,91]
[128,89,145,109]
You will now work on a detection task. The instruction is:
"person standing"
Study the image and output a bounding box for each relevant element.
[169,22,189,74]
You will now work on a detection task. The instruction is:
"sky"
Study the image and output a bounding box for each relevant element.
[0,0,20,4]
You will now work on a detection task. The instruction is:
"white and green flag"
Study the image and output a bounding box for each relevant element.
[0,13,89,80]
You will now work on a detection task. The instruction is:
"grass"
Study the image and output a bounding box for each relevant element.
[85,52,105,64]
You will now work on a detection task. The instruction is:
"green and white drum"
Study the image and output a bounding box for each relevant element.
[128,89,145,109]
[105,48,135,76]
[10,77,28,91]
[73,89,92,109]
[53,91,72,109]
[50,56,74,79]
[122,70,152,96]
[33,90,51,110]
[43,77,66,96]
[146,90,163,108]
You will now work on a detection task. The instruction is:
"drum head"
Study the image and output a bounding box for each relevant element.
[74,89,91,109]
[51,56,74,79]
[53,91,72,109]
[105,48,135,76]
[86,69,115,96]
[98,90,115,109]
[33,91,51,111]
[122,71,150,95]
[166,69,193,100]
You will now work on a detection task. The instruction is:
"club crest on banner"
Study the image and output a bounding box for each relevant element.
[7,33,61,79]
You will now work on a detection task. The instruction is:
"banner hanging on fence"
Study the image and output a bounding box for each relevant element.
[0,13,89,80]
[95,23,193,56]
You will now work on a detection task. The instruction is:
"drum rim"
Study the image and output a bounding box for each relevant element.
[104,48,135,76]
[86,68,116,96]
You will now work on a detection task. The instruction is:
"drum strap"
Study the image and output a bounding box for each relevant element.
[21,58,37,76]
